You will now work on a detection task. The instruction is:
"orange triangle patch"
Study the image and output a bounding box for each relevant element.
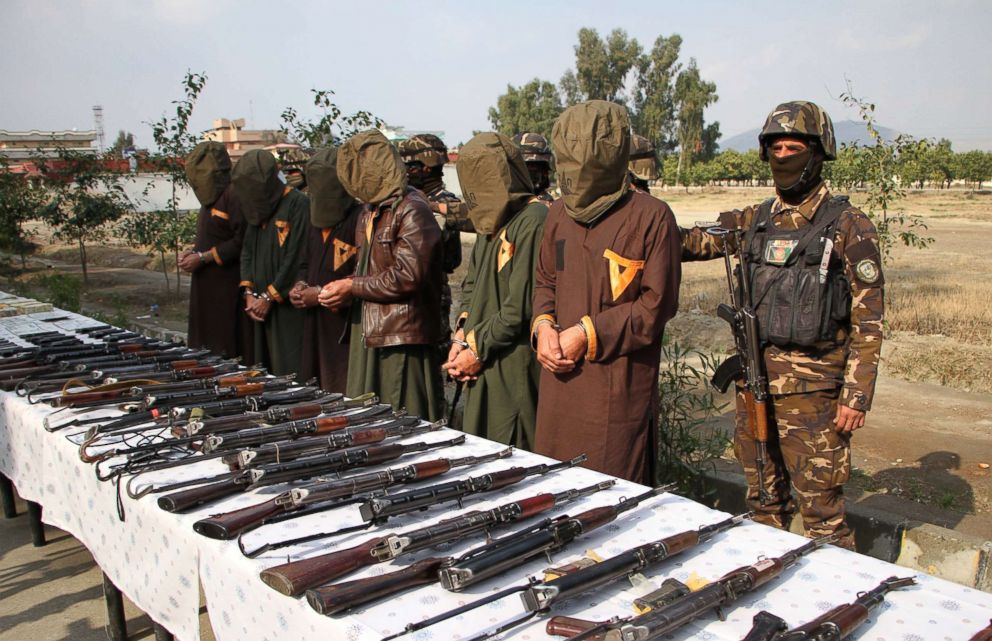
[603,249,645,300]
[333,239,358,271]
[497,229,515,272]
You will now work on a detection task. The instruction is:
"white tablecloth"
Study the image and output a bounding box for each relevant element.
[1,312,991,641]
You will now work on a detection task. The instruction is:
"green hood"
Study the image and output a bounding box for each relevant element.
[306,146,356,228]
[231,149,285,226]
[552,100,631,224]
[456,132,534,235]
[336,131,407,206]
[185,141,231,207]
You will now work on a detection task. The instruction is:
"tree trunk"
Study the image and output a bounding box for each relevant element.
[174,245,181,297]
[78,239,88,286]
[160,250,170,290]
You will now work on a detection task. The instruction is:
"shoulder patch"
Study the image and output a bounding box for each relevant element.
[856,259,880,284]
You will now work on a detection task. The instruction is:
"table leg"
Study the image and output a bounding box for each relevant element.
[103,572,128,641]
[26,500,45,546]
[152,622,174,641]
[0,473,15,518]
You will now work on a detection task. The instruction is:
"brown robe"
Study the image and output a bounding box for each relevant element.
[297,204,362,393]
[187,185,253,360]
[532,191,682,483]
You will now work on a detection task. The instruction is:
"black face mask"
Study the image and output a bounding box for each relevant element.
[770,147,824,204]
[527,164,550,193]
[405,162,426,189]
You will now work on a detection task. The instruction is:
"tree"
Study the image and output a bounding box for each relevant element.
[673,59,718,187]
[487,79,563,138]
[955,150,992,189]
[569,28,642,104]
[279,88,381,150]
[38,146,132,285]
[697,121,721,162]
[631,34,682,153]
[108,130,135,158]
[145,70,207,295]
[0,160,48,269]
[837,84,932,260]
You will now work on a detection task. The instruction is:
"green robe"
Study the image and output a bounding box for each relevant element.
[459,201,547,448]
[240,189,310,376]
[346,237,445,421]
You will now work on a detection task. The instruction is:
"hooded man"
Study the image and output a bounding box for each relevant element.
[233,148,311,376]
[532,101,682,484]
[288,146,364,392]
[680,101,883,549]
[180,141,252,359]
[443,132,548,449]
[319,131,445,421]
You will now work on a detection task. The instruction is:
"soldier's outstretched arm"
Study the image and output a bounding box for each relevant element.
[679,208,750,261]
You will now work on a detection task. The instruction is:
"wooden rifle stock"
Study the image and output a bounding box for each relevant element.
[157,477,243,513]
[193,497,284,539]
[546,616,606,638]
[305,557,447,615]
[259,536,388,596]
[969,620,992,641]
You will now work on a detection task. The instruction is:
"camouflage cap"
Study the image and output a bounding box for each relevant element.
[628,133,659,181]
[397,134,449,168]
[512,132,554,166]
[758,101,837,161]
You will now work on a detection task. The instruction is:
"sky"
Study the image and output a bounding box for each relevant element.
[2,0,991,151]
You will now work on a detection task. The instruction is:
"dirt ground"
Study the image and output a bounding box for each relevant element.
[4,186,991,532]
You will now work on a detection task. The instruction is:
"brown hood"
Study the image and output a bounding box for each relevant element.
[455,132,534,235]
[336,131,407,206]
[231,149,285,226]
[306,146,356,228]
[185,141,231,207]
[552,100,631,224]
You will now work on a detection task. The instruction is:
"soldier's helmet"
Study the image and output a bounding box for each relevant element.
[758,101,837,161]
[397,134,449,168]
[512,132,554,167]
[628,133,659,181]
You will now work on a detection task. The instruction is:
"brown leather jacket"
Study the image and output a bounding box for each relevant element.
[352,188,444,348]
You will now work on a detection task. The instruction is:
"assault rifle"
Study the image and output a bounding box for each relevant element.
[546,535,833,641]
[195,449,512,542]
[705,223,772,505]
[741,575,915,641]
[48,369,266,409]
[250,455,587,552]
[80,400,391,465]
[377,512,745,641]
[259,480,615,597]
[155,432,461,513]
[309,485,673,619]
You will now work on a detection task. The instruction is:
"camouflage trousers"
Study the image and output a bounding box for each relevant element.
[734,387,854,548]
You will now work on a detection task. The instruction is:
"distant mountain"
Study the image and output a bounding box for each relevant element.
[719,119,902,153]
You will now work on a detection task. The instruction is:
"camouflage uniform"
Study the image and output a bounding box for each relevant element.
[681,102,884,546]
[513,132,555,203]
[398,134,472,342]
[628,133,660,194]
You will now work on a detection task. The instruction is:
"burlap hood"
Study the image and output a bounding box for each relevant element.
[185,141,231,207]
[231,149,285,226]
[336,131,407,206]
[306,146,356,228]
[456,132,534,235]
[552,100,631,224]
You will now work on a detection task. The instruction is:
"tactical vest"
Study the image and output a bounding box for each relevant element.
[741,196,852,347]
